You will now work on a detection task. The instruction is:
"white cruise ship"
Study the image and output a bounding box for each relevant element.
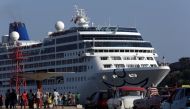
[0,6,170,103]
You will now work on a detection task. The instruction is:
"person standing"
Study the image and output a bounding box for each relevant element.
[10,89,17,109]
[22,91,28,109]
[36,89,42,109]
[0,95,3,109]
[48,93,53,109]
[75,92,80,105]
[53,89,59,108]
[42,92,48,109]
[5,89,10,109]
[147,83,159,97]
[28,89,34,109]
[20,94,24,109]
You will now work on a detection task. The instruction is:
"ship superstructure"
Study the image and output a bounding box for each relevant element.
[0,6,170,103]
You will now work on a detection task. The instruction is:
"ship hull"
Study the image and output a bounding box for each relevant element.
[74,66,170,103]
[0,66,170,104]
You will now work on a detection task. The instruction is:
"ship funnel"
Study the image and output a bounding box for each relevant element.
[9,22,30,40]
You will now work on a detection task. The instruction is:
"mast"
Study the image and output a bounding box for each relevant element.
[72,5,90,28]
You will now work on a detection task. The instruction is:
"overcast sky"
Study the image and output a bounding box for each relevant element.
[0,0,189,63]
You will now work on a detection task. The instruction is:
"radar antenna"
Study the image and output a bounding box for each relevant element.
[71,5,90,28]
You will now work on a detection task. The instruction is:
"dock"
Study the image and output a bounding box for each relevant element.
[1,105,84,109]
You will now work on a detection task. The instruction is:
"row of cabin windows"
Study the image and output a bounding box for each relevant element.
[0,56,90,71]
[25,61,55,68]
[41,47,55,54]
[26,51,85,63]
[56,57,89,65]
[56,51,85,58]
[0,85,78,94]
[87,49,153,53]
[0,66,89,79]
[0,51,88,65]
[56,65,89,72]
[0,63,89,72]
[81,42,152,48]
[103,64,157,68]
[79,35,142,41]
[0,73,11,79]
[26,76,87,86]
[100,56,154,61]
[0,43,79,60]
[23,49,41,56]
[21,48,84,61]
[43,86,77,91]
[0,45,153,63]
[0,51,85,64]
[56,36,77,44]
[66,76,87,82]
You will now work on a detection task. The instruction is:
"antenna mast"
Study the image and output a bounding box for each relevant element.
[10,44,26,94]
[72,5,90,28]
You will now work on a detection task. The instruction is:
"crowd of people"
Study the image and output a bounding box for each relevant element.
[0,88,80,109]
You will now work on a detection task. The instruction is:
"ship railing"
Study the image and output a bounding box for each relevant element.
[158,62,169,67]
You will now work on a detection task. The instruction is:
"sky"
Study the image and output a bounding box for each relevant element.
[0,0,189,63]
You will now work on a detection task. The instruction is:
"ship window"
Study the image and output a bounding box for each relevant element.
[81,77,83,81]
[111,56,121,60]
[125,50,129,52]
[78,77,80,81]
[150,64,157,67]
[130,50,134,52]
[123,57,130,60]
[56,61,62,65]
[109,50,114,52]
[127,64,139,68]
[84,76,86,81]
[104,64,112,68]
[100,57,108,60]
[56,44,77,52]
[56,35,77,44]
[104,50,108,52]
[115,50,119,52]
[147,57,153,60]
[114,64,125,68]
[131,57,136,60]
[138,57,145,60]
[120,50,124,52]
[99,50,103,52]
[75,77,77,81]
[141,64,149,67]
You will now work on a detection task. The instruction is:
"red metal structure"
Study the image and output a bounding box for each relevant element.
[10,46,26,94]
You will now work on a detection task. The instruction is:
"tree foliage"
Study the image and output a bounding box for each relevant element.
[159,58,190,87]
